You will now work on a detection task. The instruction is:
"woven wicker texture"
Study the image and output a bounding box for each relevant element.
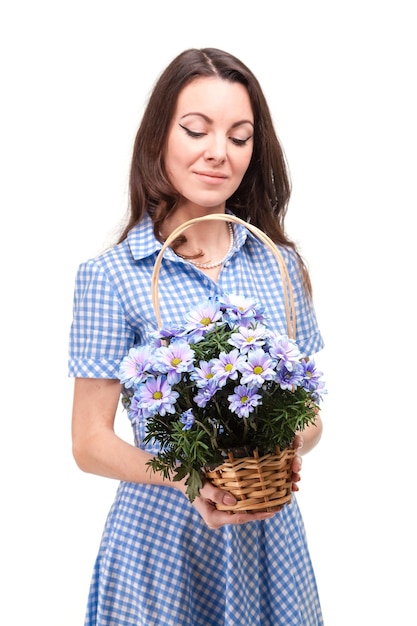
[206,447,295,513]
[152,214,297,513]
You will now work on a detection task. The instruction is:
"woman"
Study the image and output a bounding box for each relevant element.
[69,48,324,625]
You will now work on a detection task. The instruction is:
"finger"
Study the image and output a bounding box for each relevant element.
[293,434,304,451]
[206,509,276,530]
[292,454,302,473]
[196,483,278,529]
[200,481,237,508]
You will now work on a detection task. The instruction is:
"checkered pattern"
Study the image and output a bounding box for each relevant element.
[69,213,324,625]
[69,213,323,379]
[85,484,323,625]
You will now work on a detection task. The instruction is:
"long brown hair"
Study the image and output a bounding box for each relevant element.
[119,48,311,295]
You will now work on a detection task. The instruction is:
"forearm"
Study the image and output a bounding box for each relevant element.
[74,427,150,480]
[71,377,187,493]
[298,413,323,455]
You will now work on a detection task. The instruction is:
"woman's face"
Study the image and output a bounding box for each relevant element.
[165,77,254,213]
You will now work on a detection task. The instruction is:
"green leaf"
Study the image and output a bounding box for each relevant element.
[183,469,203,503]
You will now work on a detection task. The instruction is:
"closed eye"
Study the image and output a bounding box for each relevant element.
[179,123,205,138]
[179,123,252,147]
[230,136,253,146]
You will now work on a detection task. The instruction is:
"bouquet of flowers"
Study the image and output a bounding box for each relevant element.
[119,293,326,504]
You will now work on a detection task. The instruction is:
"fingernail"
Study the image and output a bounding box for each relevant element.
[223,494,237,505]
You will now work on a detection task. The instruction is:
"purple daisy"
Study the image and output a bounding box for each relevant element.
[136,376,179,416]
[210,349,245,388]
[184,300,222,333]
[193,380,219,408]
[275,361,304,390]
[228,385,262,418]
[267,334,301,371]
[155,341,195,385]
[238,348,276,386]
[191,360,215,388]
[228,324,267,353]
[118,345,155,388]
[218,294,262,326]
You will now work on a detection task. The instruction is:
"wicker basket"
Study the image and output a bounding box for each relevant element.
[151,214,297,513]
[205,447,295,513]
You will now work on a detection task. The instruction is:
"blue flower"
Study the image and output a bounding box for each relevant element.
[194,380,219,408]
[155,341,195,385]
[228,385,262,418]
[238,348,276,386]
[275,361,304,390]
[184,300,222,333]
[301,360,321,390]
[136,376,179,416]
[310,382,327,404]
[147,325,184,347]
[126,393,152,423]
[191,360,215,388]
[228,324,267,353]
[301,360,327,403]
[181,409,195,430]
[118,345,155,388]
[210,349,245,388]
[217,294,265,326]
[267,334,301,371]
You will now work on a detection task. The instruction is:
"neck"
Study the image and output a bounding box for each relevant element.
[163,206,227,236]
[162,214,234,270]
[187,222,234,269]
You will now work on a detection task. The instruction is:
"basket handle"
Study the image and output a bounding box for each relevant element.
[151,213,296,338]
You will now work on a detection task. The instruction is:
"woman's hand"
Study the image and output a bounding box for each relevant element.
[190,480,277,530]
[189,430,315,528]
[291,434,304,492]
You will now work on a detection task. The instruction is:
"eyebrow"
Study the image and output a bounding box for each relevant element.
[180,112,254,129]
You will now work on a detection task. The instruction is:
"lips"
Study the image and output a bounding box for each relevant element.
[195,170,227,179]
[194,171,228,184]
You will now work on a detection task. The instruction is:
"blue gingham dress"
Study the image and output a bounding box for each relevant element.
[69,213,325,626]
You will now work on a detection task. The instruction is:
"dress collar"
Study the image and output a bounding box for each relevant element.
[126,211,253,262]
[126,214,162,261]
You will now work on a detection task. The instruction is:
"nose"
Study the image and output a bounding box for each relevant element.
[204,134,227,164]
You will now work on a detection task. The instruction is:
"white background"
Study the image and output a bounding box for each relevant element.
[1,1,416,624]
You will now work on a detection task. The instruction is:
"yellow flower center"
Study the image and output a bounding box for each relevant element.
[205,373,213,379]
[200,317,212,326]
[241,395,249,403]
[153,391,163,400]
[225,363,233,372]
[246,336,254,343]
[253,366,263,375]
[171,358,181,366]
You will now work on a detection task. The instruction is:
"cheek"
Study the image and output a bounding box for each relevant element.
[235,150,253,177]
[165,146,183,186]
[165,144,194,191]
[166,140,196,175]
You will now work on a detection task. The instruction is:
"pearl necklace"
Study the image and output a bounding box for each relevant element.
[188,222,234,270]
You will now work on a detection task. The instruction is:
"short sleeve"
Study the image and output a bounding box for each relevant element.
[68,259,136,378]
[281,248,324,358]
